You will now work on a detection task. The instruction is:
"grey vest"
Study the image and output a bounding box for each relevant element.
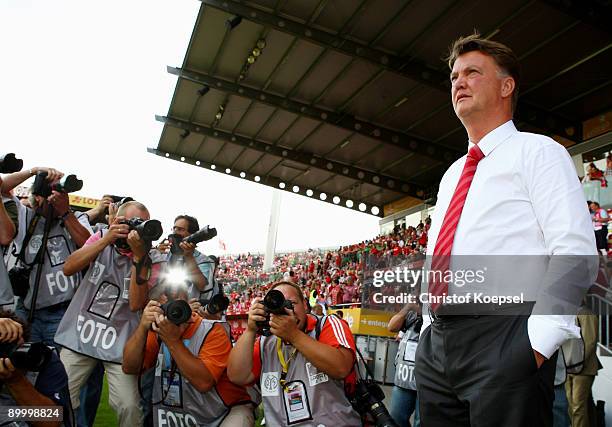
[0,236,13,306]
[152,320,230,427]
[393,326,419,390]
[259,315,362,427]
[54,232,138,363]
[22,209,85,310]
[554,349,567,386]
[150,250,215,301]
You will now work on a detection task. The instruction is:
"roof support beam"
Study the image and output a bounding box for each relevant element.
[147,147,383,216]
[169,66,463,163]
[200,0,449,89]
[538,0,612,37]
[157,115,426,199]
[200,0,583,141]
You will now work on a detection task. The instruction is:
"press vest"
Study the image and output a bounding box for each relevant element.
[22,209,87,310]
[150,249,215,301]
[152,320,230,427]
[3,195,26,273]
[393,326,419,390]
[55,230,138,363]
[0,201,13,305]
[258,315,362,427]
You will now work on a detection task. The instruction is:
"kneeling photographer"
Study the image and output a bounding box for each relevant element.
[54,201,157,427]
[131,215,217,311]
[122,284,254,427]
[2,167,92,343]
[0,311,72,427]
[227,281,362,426]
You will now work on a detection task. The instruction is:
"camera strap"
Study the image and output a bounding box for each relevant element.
[151,353,179,406]
[354,347,375,381]
[13,211,42,267]
[276,337,298,392]
[133,255,152,285]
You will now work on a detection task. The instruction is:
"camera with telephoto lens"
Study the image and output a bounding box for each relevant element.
[0,153,23,173]
[31,171,83,198]
[256,289,295,336]
[169,226,217,255]
[115,217,163,250]
[0,341,53,372]
[199,293,229,315]
[161,300,192,325]
[351,379,398,427]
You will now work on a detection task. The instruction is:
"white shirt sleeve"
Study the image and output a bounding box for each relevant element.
[524,139,598,358]
[75,211,94,233]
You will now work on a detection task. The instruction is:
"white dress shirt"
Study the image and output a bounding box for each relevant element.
[423,120,597,358]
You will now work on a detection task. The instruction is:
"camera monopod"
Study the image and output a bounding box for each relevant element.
[28,207,55,323]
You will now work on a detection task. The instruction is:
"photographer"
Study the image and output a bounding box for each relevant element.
[0,311,71,427]
[387,302,421,427]
[131,215,215,311]
[0,176,19,307]
[1,168,92,343]
[0,186,17,246]
[84,195,115,232]
[54,201,152,427]
[122,285,254,427]
[227,281,362,426]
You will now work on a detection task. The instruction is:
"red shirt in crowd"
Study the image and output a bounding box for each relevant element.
[329,284,343,306]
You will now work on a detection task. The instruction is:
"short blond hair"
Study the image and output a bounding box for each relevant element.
[117,201,148,217]
[446,31,521,113]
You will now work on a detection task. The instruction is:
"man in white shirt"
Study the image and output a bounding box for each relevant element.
[414,33,597,427]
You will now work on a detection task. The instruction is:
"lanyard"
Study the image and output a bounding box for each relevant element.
[276,337,297,392]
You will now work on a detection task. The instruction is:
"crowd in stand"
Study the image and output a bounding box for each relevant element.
[219,218,430,315]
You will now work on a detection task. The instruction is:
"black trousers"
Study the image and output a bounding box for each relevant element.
[594,228,608,250]
[415,315,557,427]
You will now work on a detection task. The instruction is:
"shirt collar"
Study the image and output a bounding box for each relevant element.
[468,120,517,157]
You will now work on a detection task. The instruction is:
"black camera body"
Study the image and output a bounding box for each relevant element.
[0,153,23,173]
[8,265,31,298]
[256,289,295,336]
[115,217,163,250]
[31,171,83,198]
[351,379,398,427]
[169,226,217,255]
[199,293,229,315]
[0,341,53,372]
[161,300,192,325]
[110,195,133,205]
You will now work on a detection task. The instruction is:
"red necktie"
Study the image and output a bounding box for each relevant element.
[429,144,485,311]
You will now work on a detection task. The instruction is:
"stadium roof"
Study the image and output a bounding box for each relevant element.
[151,0,612,217]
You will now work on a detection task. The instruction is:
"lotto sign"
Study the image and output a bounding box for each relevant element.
[68,195,100,209]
